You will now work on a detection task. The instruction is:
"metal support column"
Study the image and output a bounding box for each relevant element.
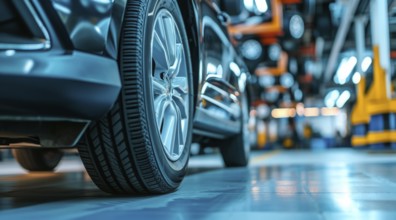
[355,16,367,77]
[366,0,396,149]
[370,0,391,98]
[351,16,369,147]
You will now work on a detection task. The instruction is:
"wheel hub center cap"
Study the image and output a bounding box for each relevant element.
[166,80,173,96]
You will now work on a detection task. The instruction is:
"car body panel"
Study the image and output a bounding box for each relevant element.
[0,0,249,146]
[191,0,249,138]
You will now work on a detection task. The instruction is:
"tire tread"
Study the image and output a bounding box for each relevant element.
[78,0,178,194]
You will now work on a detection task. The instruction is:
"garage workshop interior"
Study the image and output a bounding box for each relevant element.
[1,0,396,219]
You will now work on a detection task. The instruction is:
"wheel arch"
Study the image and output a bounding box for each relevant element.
[177,0,201,110]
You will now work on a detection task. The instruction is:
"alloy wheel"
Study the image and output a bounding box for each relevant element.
[151,9,190,161]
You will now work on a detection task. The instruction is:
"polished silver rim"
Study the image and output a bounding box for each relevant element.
[150,9,189,161]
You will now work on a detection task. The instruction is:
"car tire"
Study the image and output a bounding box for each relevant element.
[219,91,250,167]
[78,0,193,194]
[12,149,63,172]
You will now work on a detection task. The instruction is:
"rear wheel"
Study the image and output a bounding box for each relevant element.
[12,149,63,172]
[219,91,250,167]
[78,0,193,194]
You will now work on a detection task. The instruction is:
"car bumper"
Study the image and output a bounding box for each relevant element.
[0,50,121,121]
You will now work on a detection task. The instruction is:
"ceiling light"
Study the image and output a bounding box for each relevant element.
[335,56,357,85]
[268,44,281,61]
[259,75,275,88]
[289,58,298,74]
[325,90,340,107]
[296,103,304,116]
[336,91,351,108]
[241,39,263,61]
[361,56,372,72]
[304,108,320,117]
[352,72,361,84]
[280,73,295,88]
[244,0,254,11]
[271,108,296,118]
[289,14,305,39]
[257,105,270,118]
[255,0,268,13]
[294,89,303,101]
[321,107,340,116]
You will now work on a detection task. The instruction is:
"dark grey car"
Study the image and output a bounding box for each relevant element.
[0,0,250,194]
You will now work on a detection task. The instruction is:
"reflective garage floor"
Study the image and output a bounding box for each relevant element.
[1,149,396,220]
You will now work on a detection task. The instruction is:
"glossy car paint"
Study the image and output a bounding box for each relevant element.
[0,0,248,146]
[50,0,127,58]
[48,0,249,139]
[191,1,249,138]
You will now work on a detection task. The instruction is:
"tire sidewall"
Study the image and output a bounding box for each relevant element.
[142,0,193,183]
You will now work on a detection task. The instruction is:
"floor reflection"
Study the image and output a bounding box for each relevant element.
[1,150,396,219]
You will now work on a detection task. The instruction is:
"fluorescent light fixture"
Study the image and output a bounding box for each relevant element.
[244,0,254,11]
[361,56,372,72]
[304,108,320,117]
[352,72,361,84]
[334,58,348,84]
[321,107,340,116]
[271,108,296,118]
[335,56,357,84]
[255,0,268,13]
[271,107,340,118]
[272,107,339,118]
[296,103,305,116]
[324,90,340,107]
[336,91,351,108]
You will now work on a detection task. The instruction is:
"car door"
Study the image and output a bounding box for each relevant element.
[193,0,244,138]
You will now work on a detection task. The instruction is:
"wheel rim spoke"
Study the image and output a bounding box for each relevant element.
[161,110,175,152]
[151,10,189,161]
[172,94,187,119]
[172,77,188,95]
[170,103,184,156]
[161,106,176,153]
[152,31,169,70]
[162,16,177,63]
[168,44,183,79]
[152,77,167,94]
[154,95,169,129]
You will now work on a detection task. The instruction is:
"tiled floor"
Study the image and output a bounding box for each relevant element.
[1,149,396,219]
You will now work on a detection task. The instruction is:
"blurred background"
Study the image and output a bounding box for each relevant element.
[198,0,396,152]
